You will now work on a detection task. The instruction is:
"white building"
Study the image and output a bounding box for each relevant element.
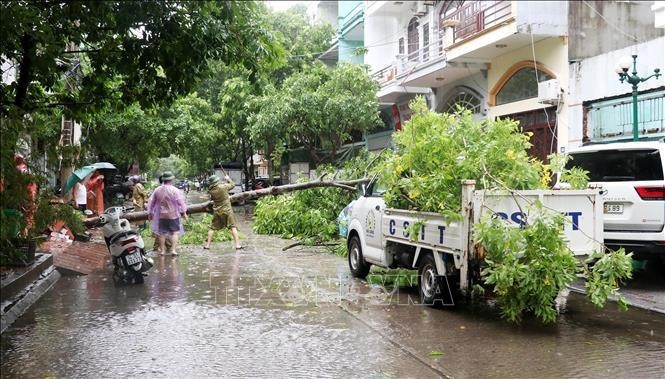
[362,0,664,159]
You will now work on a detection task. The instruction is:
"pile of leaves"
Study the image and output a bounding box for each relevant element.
[382,98,632,323]
[179,214,235,245]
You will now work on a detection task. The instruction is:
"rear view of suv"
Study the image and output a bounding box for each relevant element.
[567,140,665,256]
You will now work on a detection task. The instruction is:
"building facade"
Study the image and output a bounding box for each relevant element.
[362,0,664,158]
[567,1,664,148]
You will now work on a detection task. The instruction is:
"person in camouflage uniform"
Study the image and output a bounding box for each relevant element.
[130,176,148,211]
[204,174,242,250]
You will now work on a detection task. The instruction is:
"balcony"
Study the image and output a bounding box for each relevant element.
[442,1,512,44]
[371,27,447,87]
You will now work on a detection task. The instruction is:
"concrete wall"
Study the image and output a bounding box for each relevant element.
[338,0,364,63]
[515,1,569,36]
[568,36,665,147]
[364,14,402,73]
[339,39,364,64]
[488,37,569,151]
[654,1,665,28]
[308,1,338,28]
[569,1,664,60]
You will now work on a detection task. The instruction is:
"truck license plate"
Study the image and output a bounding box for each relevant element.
[604,203,624,214]
[125,251,142,266]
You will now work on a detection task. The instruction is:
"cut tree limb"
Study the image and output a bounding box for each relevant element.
[282,241,341,251]
[84,178,369,228]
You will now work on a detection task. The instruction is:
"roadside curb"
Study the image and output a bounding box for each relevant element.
[1,253,61,334]
[568,283,665,315]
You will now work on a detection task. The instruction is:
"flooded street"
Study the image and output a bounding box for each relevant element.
[2,210,664,378]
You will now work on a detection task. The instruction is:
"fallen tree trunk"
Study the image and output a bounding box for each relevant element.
[84,178,369,228]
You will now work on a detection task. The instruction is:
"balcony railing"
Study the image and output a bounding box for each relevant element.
[372,27,448,86]
[371,64,397,85]
[442,0,512,43]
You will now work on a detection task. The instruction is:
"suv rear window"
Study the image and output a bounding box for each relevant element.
[568,149,663,182]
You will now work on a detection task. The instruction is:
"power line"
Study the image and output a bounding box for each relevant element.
[529,29,558,155]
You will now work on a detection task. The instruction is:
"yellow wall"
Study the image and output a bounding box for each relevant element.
[488,37,570,152]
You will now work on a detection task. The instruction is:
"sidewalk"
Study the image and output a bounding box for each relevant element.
[569,260,665,314]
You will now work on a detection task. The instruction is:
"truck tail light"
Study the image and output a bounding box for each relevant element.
[120,238,137,246]
[634,186,665,201]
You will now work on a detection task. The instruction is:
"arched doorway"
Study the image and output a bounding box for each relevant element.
[438,86,484,117]
[490,61,558,162]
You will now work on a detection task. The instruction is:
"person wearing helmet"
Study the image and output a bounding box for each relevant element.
[203,174,242,250]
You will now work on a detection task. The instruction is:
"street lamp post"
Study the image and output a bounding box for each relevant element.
[615,55,661,141]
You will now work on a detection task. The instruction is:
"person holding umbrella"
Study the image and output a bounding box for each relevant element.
[86,171,105,215]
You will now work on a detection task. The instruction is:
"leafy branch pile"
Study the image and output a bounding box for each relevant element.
[181,215,237,245]
[140,216,236,245]
[253,150,383,242]
[382,98,632,323]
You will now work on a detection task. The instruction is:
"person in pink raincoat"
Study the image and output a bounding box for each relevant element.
[147,171,188,256]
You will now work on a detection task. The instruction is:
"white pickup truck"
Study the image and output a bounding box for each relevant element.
[345,180,604,305]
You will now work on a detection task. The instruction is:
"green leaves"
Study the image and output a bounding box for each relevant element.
[476,205,577,324]
[253,153,383,242]
[546,153,589,189]
[584,249,633,309]
[477,207,634,323]
[179,214,235,245]
[250,63,380,164]
[2,1,283,115]
[381,97,543,217]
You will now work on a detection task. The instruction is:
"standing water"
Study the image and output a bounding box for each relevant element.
[2,220,664,378]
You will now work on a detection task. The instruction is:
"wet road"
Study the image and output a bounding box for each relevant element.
[2,214,665,377]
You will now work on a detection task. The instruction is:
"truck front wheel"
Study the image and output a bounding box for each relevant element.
[418,254,444,307]
[348,236,371,279]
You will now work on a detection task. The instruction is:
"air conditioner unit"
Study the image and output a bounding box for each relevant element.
[538,79,561,105]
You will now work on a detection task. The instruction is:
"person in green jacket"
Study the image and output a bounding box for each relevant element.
[204,174,242,250]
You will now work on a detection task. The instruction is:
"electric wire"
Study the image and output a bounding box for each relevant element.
[529,28,558,156]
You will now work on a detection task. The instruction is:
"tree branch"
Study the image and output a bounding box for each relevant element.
[14,33,36,108]
[83,178,370,227]
[61,49,102,54]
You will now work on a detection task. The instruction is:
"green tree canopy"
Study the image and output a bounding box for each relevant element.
[251,63,380,164]
[1,1,282,116]
[267,5,336,83]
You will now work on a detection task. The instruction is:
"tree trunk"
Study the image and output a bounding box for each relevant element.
[83,178,369,227]
[14,34,36,109]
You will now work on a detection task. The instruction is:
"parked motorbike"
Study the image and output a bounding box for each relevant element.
[99,206,153,284]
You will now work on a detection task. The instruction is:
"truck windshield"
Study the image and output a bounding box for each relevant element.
[568,149,663,182]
